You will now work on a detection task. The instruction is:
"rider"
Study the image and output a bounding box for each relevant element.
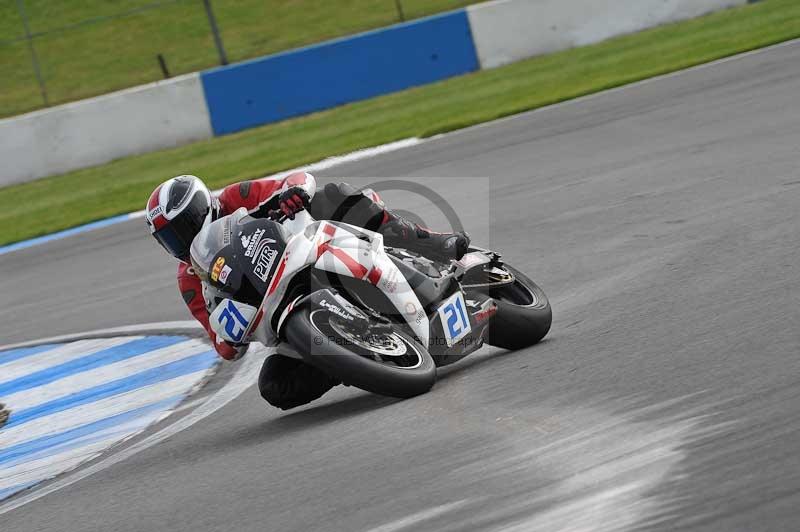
[145,173,469,410]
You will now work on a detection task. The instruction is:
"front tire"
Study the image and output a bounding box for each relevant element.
[283,307,436,399]
[484,265,552,350]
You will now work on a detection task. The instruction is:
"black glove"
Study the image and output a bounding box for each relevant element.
[278,187,310,220]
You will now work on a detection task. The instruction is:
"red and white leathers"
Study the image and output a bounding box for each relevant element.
[177,172,316,360]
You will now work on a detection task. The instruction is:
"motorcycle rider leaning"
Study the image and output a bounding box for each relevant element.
[145,173,469,410]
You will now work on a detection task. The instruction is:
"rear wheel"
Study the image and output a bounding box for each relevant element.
[283,308,436,398]
[483,265,552,350]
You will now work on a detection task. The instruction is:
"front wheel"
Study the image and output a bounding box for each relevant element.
[483,265,552,350]
[283,307,436,399]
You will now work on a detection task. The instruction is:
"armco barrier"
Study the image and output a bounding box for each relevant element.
[200,10,478,136]
[0,74,212,187]
[467,0,749,69]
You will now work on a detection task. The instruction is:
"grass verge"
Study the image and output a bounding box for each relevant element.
[2,0,799,246]
[0,0,479,117]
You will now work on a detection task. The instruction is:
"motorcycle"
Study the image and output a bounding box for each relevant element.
[190,207,551,399]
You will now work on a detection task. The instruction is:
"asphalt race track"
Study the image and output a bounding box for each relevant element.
[2,41,800,531]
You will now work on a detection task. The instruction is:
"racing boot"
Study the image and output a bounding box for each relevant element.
[379,211,470,262]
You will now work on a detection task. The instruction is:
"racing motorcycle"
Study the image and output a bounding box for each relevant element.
[190,207,551,399]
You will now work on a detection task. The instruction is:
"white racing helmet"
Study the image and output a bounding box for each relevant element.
[145,175,216,261]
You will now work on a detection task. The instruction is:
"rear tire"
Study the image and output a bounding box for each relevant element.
[283,307,436,399]
[484,265,552,350]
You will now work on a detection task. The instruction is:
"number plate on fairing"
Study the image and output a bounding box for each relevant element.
[437,292,472,347]
[210,298,258,344]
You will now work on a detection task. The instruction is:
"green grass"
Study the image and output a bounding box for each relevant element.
[1,0,799,246]
[0,0,479,117]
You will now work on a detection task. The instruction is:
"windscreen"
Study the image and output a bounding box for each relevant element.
[190,211,239,282]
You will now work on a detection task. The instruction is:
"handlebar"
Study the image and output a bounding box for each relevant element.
[267,207,313,226]
[267,209,289,223]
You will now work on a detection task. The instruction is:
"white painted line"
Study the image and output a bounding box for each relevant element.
[3,340,209,412]
[0,329,219,502]
[170,396,206,415]
[364,499,473,532]
[0,321,202,352]
[126,137,424,219]
[0,371,208,449]
[0,339,267,515]
[0,337,137,380]
[0,412,169,491]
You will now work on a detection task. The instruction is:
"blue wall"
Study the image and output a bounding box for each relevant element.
[200,10,478,136]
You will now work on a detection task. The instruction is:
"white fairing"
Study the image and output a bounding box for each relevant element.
[314,223,430,346]
[250,210,430,347]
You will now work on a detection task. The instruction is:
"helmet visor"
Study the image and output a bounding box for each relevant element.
[153,220,196,260]
[153,190,209,260]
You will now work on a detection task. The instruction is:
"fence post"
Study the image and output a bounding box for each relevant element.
[157,54,171,78]
[15,0,48,106]
[394,0,406,22]
[202,0,228,66]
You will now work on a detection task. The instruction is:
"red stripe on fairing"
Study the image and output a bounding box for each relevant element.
[332,248,368,278]
[147,184,163,212]
[316,223,371,278]
[152,214,168,231]
[367,266,382,285]
[249,308,264,333]
[267,256,288,296]
[330,246,368,278]
[317,242,369,278]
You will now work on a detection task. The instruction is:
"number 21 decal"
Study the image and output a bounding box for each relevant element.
[437,292,472,346]
[210,299,256,344]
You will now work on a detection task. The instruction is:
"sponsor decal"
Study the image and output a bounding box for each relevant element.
[219,265,232,284]
[251,240,275,262]
[240,234,252,249]
[333,293,367,319]
[211,257,225,282]
[244,229,272,259]
[379,268,399,294]
[148,206,163,219]
[253,246,278,282]
[474,305,498,323]
[222,218,232,245]
[319,299,354,321]
[405,302,418,316]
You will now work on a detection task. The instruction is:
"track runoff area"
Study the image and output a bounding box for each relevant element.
[1,38,800,530]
